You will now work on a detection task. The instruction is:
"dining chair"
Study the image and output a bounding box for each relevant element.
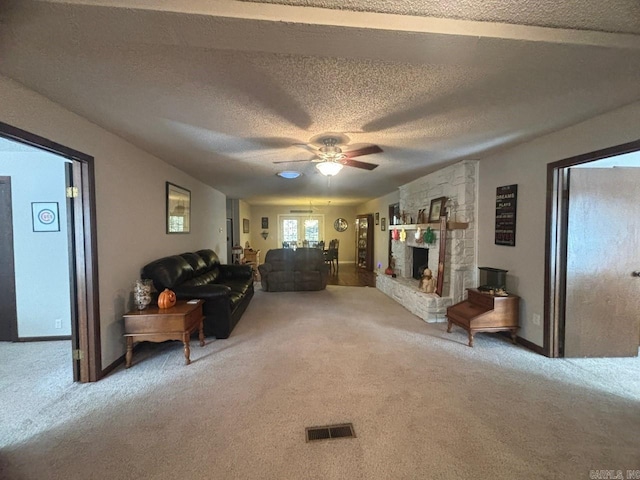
[323,239,339,273]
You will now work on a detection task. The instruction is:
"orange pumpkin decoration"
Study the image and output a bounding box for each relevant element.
[157,288,177,309]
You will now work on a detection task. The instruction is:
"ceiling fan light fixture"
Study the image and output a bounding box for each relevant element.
[277,170,302,179]
[316,161,343,177]
[318,145,345,160]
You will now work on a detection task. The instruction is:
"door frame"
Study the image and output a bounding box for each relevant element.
[0,121,101,382]
[544,138,640,357]
[0,176,18,341]
[226,218,233,265]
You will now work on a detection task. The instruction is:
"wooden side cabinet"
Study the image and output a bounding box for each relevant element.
[123,300,205,367]
[446,289,519,347]
[355,214,374,271]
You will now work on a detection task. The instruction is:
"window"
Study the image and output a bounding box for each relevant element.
[278,215,324,246]
[283,219,298,243]
[304,218,319,242]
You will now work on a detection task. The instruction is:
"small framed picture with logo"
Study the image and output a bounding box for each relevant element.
[32,202,60,232]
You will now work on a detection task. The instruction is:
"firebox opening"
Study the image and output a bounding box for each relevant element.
[412,248,429,280]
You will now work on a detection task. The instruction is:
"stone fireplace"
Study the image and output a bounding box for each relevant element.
[377,160,477,323]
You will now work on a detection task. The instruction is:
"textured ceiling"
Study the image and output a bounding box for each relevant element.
[243,0,640,35]
[1,0,639,205]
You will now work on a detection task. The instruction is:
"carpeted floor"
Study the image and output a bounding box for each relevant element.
[1,286,639,479]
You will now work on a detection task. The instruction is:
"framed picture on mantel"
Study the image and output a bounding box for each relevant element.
[428,197,447,223]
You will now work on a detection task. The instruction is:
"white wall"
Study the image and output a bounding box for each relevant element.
[0,75,227,367]
[478,101,640,347]
[0,150,72,337]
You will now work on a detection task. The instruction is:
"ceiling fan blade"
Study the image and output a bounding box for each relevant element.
[272,158,315,164]
[344,145,383,158]
[340,158,379,170]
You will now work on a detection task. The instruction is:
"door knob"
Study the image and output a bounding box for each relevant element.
[632,271,640,277]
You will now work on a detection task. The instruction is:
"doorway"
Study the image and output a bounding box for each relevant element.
[545,139,640,358]
[226,218,233,264]
[0,121,101,382]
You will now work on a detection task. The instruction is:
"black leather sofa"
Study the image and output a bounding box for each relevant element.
[141,249,254,338]
[258,248,329,292]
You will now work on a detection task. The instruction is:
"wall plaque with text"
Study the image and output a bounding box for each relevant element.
[495,184,517,246]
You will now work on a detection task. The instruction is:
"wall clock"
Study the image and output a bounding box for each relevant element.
[334,218,348,232]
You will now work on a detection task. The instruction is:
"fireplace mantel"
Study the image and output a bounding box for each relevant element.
[389,222,468,230]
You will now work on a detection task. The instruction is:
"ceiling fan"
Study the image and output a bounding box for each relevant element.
[273,134,382,175]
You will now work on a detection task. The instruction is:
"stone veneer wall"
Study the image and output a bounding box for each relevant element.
[377,160,478,322]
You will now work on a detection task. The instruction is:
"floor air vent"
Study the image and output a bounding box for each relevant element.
[305,423,356,442]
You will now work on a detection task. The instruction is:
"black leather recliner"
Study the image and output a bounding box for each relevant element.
[141,249,254,338]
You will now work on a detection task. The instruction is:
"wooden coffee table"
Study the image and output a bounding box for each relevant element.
[123,300,205,368]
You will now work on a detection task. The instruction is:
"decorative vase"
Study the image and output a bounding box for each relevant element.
[133,279,153,310]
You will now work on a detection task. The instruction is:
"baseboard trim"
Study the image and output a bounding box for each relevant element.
[498,331,545,356]
[100,342,148,379]
[517,335,546,356]
[17,335,72,342]
[100,352,126,379]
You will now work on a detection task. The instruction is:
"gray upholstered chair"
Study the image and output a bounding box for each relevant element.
[258,248,329,291]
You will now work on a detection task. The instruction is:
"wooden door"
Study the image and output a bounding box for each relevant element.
[0,176,18,341]
[564,168,640,357]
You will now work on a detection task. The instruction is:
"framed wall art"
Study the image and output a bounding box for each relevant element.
[32,202,60,232]
[166,182,191,234]
[243,218,250,233]
[428,197,447,223]
[495,184,518,246]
